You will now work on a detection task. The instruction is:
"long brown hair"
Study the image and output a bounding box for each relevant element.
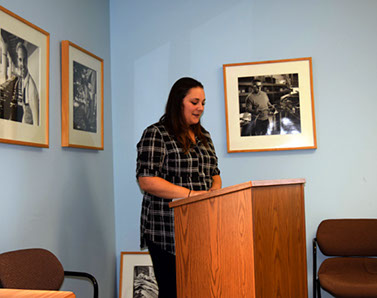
[160,77,208,153]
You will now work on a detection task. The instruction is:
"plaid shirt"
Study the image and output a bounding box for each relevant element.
[136,122,220,254]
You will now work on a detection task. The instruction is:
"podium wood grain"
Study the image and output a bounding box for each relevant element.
[171,179,308,298]
[252,183,307,297]
[174,187,255,297]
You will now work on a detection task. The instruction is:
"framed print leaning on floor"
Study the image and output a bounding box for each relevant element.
[61,40,104,150]
[223,57,317,153]
[0,6,49,147]
[119,251,158,298]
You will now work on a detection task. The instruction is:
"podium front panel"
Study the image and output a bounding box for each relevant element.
[252,183,308,297]
[174,188,256,298]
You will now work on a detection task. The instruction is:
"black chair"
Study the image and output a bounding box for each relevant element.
[313,218,377,298]
[0,248,98,298]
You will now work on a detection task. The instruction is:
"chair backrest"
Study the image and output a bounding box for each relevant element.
[316,218,377,256]
[0,248,64,290]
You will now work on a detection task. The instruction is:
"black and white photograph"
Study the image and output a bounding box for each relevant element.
[0,6,49,147]
[223,58,316,152]
[133,265,158,298]
[61,40,104,150]
[0,29,40,126]
[119,252,156,298]
[73,61,97,133]
[238,73,301,137]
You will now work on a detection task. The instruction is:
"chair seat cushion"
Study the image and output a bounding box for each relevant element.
[319,257,377,298]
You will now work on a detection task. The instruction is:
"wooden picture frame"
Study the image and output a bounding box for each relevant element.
[119,251,158,298]
[61,40,104,150]
[0,6,49,147]
[223,57,317,153]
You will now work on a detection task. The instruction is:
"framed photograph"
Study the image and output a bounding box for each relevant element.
[0,6,49,147]
[223,57,317,153]
[119,251,158,298]
[61,40,104,150]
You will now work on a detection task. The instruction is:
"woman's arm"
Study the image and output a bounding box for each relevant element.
[138,176,207,199]
[209,175,222,191]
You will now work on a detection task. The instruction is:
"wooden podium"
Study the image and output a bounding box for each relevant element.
[169,179,308,298]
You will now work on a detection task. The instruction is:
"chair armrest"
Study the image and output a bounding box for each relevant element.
[64,271,98,298]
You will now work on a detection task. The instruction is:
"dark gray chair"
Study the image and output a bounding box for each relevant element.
[0,248,98,298]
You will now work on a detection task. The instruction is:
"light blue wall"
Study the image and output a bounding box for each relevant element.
[2,0,375,297]
[111,0,377,297]
[0,1,116,297]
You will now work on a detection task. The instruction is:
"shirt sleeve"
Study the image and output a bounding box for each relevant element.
[206,132,221,177]
[245,94,253,113]
[136,125,166,178]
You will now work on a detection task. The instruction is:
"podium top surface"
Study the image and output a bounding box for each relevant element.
[169,178,305,208]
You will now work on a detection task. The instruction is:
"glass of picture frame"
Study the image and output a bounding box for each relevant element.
[61,40,104,150]
[223,57,317,153]
[0,6,49,147]
[119,251,158,298]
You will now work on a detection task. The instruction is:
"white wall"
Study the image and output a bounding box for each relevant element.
[0,1,116,297]
[111,0,377,297]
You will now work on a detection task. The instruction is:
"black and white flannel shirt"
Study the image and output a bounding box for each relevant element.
[136,122,220,255]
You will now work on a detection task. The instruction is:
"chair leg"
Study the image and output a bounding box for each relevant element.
[316,279,321,298]
[313,238,318,298]
[313,278,316,298]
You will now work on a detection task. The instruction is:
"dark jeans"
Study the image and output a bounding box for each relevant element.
[146,240,177,298]
[253,119,269,135]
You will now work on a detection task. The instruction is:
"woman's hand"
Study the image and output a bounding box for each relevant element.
[190,190,208,197]
[209,175,222,191]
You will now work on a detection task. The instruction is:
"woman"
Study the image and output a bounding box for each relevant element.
[136,77,221,297]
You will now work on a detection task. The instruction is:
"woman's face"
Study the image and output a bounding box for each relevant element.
[182,87,205,126]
